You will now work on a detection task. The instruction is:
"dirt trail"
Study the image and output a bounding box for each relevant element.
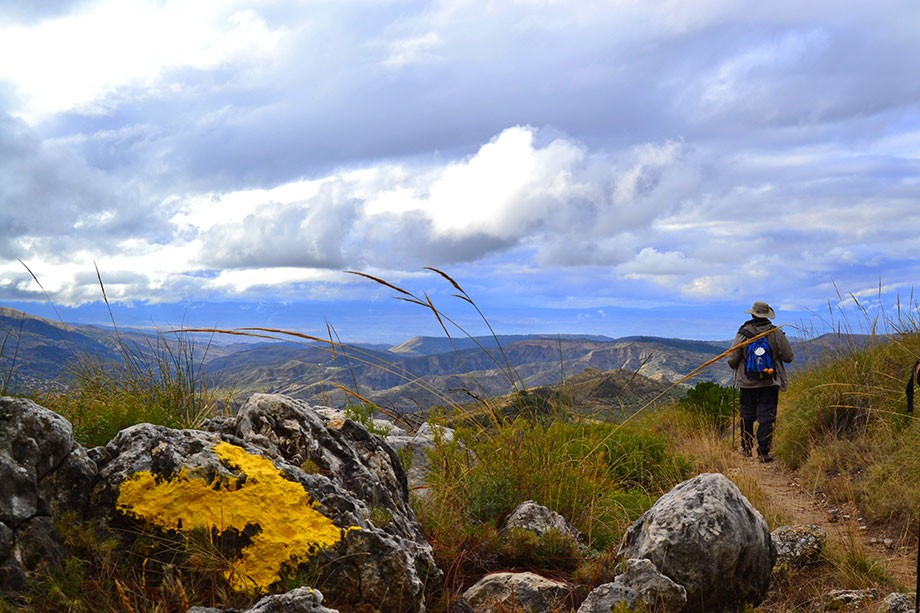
[733,456,917,590]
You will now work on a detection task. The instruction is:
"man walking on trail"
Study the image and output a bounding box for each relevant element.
[728,301,794,463]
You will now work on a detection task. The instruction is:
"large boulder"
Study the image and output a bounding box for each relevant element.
[90,393,440,612]
[0,396,96,590]
[618,473,775,612]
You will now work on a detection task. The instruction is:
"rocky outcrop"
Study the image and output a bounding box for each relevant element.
[0,393,438,612]
[0,397,96,590]
[618,472,776,612]
[3,392,794,613]
[461,571,572,612]
[883,592,915,613]
[577,558,687,613]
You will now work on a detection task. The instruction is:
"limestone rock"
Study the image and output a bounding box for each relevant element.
[245,587,339,612]
[0,396,96,591]
[500,499,585,545]
[90,393,439,612]
[883,592,915,613]
[386,422,454,493]
[618,472,775,612]
[188,586,340,612]
[825,588,879,609]
[577,558,687,613]
[462,571,572,612]
[772,524,825,570]
[204,394,441,610]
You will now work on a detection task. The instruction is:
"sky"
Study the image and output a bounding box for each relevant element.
[1,0,919,344]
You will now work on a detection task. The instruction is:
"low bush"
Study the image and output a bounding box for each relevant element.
[678,381,734,433]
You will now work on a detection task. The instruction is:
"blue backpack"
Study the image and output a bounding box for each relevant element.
[739,327,775,378]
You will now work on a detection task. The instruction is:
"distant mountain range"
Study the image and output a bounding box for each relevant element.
[0,306,869,412]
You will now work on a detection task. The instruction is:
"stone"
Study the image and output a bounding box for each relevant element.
[244,587,339,612]
[577,558,687,613]
[883,592,915,613]
[386,421,454,494]
[0,396,96,591]
[188,588,339,613]
[618,472,775,612]
[89,393,439,611]
[772,524,826,570]
[825,588,879,609]
[500,499,586,545]
[462,571,572,612]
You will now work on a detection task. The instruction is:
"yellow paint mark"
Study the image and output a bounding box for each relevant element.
[117,441,358,592]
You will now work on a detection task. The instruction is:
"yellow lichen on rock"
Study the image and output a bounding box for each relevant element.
[117,441,357,592]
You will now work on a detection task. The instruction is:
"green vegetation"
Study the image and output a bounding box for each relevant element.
[777,321,920,534]
[678,380,735,433]
[415,412,691,601]
[37,331,224,448]
[344,402,393,436]
[5,273,920,612]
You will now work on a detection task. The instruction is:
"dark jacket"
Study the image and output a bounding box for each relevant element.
[727,317,794,390]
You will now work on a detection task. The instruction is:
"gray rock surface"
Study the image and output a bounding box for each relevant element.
[189,587,338,612]
[386,421,454,493]
[577,558,687,613]
[500,499,585,545]
[825,588,879,609]
[772,524,826,570]
[618,472,775,612]
[883,592,915,613]
[461,571,572,612]
[0,396,96,590]
[89,393,439,612]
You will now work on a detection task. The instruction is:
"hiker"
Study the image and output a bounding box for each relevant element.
[728,301,794,463]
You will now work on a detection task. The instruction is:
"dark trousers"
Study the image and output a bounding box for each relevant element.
[739,386,779,456]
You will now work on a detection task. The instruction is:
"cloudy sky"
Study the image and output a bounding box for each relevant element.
[1,0,918,343]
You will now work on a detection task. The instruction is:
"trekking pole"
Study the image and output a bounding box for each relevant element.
[915,515,919,613]
[732,384,736,451]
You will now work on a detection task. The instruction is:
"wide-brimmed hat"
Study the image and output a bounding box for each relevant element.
[745,301,776,319]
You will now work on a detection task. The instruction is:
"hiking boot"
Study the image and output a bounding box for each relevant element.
[758,453,774,463]
[739,448,752,458]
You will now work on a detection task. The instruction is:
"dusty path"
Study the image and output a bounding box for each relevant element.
[734,455,917,591]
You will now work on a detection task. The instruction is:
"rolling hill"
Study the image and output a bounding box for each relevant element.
[0,306,864,413]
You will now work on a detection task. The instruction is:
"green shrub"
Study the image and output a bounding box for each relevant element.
[678,381,734,433]
[344,403,393,436]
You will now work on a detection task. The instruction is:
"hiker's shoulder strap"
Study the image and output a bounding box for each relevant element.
[738,324,775,340]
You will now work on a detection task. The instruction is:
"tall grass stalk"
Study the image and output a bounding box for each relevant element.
[0,315,25,395]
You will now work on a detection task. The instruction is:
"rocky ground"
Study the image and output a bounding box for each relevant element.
[729,453,917,611]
